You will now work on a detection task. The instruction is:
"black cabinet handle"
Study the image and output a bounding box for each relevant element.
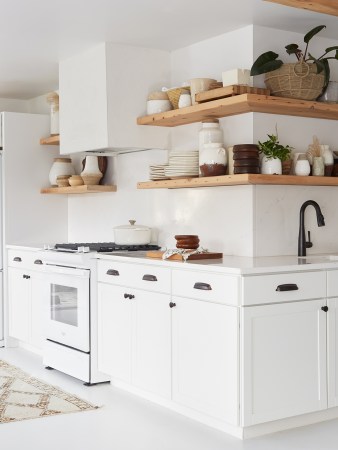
[34,259,43,265]
[169,302,176,308]
[193,282,212,291]
[22,274,30,279]
[13,257,22,262]
[107,269,119,276]
[124,293,129,299]
[124,293,135,300]
[276,283,299,292]
[142,274,157,282]
[321,306,329,312]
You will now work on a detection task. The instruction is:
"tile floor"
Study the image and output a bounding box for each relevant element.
[1,347,338,450]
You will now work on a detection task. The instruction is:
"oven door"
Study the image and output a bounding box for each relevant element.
[43,264,90,353]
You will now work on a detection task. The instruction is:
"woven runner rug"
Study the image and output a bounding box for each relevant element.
[0,360,98,423]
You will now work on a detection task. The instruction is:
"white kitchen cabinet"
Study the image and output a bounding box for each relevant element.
[328,297,338,407]
[59,42,170,154]
[8,267,30,342]
[242,299,327,426]
[8,267,46,349]
[98,283,132,383]
[172,295,239,424]
[97,281,171,398]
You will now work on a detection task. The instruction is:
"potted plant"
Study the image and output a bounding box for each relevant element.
[250,25,338,100]
[258,132,293,175]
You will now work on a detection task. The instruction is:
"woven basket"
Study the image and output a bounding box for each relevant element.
[167,87,191,109]
[264,62,325,101]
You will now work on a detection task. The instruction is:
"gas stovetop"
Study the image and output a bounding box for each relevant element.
[53,242,161,253]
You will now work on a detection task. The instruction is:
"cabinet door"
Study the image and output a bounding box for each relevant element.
[8,267,31,342]
[132,290,171,398]
[242,300,327,426]
[172,296,239,425]
[328,297,338,407]
[97,283,132,383]
[30,274,48,350]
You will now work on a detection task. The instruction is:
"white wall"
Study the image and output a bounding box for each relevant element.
[66,25,338,257]
[0,98,29,113]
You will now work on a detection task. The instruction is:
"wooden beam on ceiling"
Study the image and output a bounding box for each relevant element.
[265,0,338,17]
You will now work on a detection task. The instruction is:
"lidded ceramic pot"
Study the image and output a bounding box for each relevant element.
[198,119,224,153]
[199,143,227,176]
[113,220,152,245]
[49,157,75,186]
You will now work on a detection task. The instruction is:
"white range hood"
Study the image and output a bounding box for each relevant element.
[59,42,171,155]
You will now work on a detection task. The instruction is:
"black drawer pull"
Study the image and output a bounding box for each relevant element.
[169,302,176,308]
[124,293,135,300]
[34,259,43,265]
[124,293,130,299]
[321,306,329,312]
[22,274,30,279]
[276,283,299,292]
[193,282,212,291]
[107,269,119,276]
[13,257,22,262]
[142,274,157,282]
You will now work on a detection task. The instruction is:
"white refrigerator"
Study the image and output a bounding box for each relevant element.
[0,111,68,348]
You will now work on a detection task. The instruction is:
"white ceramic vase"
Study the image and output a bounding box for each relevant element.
[261,156,282,175]
[81,156,103,185]
[49,158,75,186]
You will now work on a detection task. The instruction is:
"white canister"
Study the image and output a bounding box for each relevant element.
[199,143,227,176]
[294,155,311,176]
[261,156,282,175]
[199,120,224,153]
[49,158,75,186]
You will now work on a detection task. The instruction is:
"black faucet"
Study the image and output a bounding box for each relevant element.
[298,200,325,257]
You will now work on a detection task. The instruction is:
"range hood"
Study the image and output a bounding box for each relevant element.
[59,42,171,155]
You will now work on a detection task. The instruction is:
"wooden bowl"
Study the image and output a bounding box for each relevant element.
[69,175,84,187]
[175,234,200,250]
[56,175,71,187]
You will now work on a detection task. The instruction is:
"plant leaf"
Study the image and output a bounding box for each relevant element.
[250,52,283,75]
[285,44,299,55]
[325,45,338,53]
[321,59,330,92]
[304,25,326,44]
[315,60,325,73]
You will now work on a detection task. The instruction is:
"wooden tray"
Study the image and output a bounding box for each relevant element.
[195,85,270,103]
[146,251,223,261]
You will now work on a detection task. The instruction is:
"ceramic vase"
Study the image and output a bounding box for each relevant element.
[261,156,282,175]
[49,158,75,186]
[81,156,103,185]
[312,156,325,176]
[294,156,311,176]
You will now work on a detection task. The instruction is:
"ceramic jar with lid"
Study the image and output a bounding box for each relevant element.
[198,119,224,153]
[199,143,227,176]
[113,220,151,245]
[49,158,75,186]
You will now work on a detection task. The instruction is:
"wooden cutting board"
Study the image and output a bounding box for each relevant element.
[146,251,223,261]
[195,85,270,103]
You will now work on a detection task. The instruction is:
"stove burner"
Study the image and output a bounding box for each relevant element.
[54,242,161,252]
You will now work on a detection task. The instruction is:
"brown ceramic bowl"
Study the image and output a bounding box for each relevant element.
[56,175,71,187]
[234,166,260,174]
[233,144,259,151]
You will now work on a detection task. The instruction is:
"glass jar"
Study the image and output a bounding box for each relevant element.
[198,119,224,153]
[199,143,227,176]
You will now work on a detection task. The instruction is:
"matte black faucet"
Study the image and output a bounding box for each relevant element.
[298,200,325,257]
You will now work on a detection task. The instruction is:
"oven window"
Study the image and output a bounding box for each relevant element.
[50,284,78,327]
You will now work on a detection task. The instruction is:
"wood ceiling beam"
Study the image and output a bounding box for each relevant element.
[265,0,338,17]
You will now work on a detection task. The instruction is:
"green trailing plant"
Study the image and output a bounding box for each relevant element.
[258,132,293,161]
[250,25,338,90]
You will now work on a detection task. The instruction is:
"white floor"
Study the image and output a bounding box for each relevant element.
[1,348,338,450]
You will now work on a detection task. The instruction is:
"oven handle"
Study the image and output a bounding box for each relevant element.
[42,264,90,278]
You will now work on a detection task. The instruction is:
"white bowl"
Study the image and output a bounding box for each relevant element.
[146,99,172,115]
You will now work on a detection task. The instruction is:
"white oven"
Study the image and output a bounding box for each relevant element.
[43,264,90,353]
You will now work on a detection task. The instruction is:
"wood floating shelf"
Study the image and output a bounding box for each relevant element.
[40,185,117,194]
[137,94,338,127]
[137,174,338,190]
[265,0,338,17]
[40,135,60,145]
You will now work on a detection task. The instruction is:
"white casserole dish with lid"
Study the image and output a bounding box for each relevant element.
[113,220,151,245]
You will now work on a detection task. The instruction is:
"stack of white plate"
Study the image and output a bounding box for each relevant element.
[149,164,169,181]
[164,150,199,179]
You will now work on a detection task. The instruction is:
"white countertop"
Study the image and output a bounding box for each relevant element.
[7,244,338,275]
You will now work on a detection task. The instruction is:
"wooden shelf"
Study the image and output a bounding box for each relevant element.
[265,0,338,17]
[137,174,338,189]
[40,185,117,194]
[137,94,338,127]
[40,135,60,145]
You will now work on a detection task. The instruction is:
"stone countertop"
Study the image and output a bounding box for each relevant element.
[97,251,338,275]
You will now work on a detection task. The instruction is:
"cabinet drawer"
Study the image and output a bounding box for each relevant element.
[172,269,239,305]
[327,270,338,297]
[7,249,43,270]
[98,260,170,293]
[242,271,326,306]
